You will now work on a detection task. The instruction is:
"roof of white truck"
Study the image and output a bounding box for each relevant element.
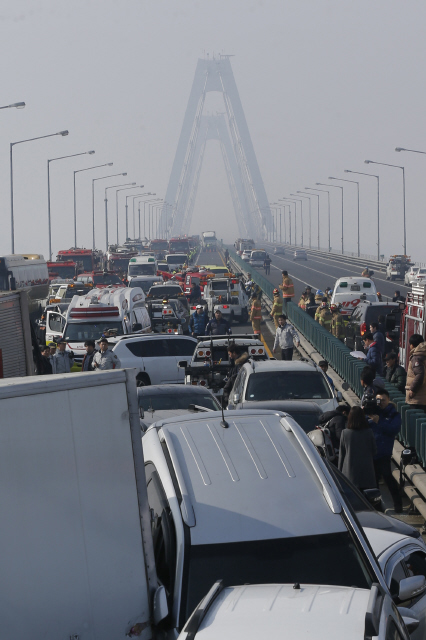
[180,584,370,640]
[154,412,344,545]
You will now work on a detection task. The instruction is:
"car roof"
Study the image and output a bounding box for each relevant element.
[137,384,216,396]
[111,334,197,345]
[242,360,317,372]
[153,411,346,545]
[238,400,323,413]
[190,584,370,640]
[364,527,411,559]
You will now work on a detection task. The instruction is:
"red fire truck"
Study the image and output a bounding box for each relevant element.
[56,249,100,273]
[47,261,76,281]
[399,284,425,368]
[169,237,190,254]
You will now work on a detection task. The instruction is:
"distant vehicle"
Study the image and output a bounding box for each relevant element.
[49,281,93,304]
[0,254,49,325]
[293,248,307,260]
[331,277,378,316]
[344,301,401,351]
[249,249,267,267]
[138,384,220,430]
[47,260,77,280]
[235,238,255,254]
[106,251,135,273]
[147,283,185,300]
[201,230,217,251]
[147,297,190,334]
[241,249,251,261]
[127,255,157,282]
[200,265,230,276]
[169,237,190,254]
[274,246,285,255]
[234,400,323,432]
[76,271,124,288]
[111,333,197,385]
[227,360,340,413]
[129,275,163,293]
[405,266,420,286]
[56,248,101,273]
[202,277,249,323]
[414,268,426,285]
[386,255,413,281]
[149,238,169,256]
[165,253,187,271]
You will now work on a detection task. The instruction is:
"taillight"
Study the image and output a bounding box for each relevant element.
[200,380,206,386]
[205,350,211,357]
[250,348,257,354]
[198,350,204,357]
[360,322,367,336]
[222,305,229,309]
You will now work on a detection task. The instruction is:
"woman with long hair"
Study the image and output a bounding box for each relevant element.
[338,406,377,490]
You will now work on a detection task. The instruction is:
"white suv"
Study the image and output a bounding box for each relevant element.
[227,360,340,412]
[142,410,386,636]
[111,334,197,385]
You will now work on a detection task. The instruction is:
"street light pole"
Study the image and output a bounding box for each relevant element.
[10,129,69,254]
[74,162,113,248]
[318,182,344,253]
[105,183,136,252]
[310,187,331,252]
[280,199,297,244]
[47,150,95,260]
[366,159,406,255]
[114,185,141,244]
[288,197,305,246]
[345,170,380,260]
[327,178,360,256]
[129,193,150,237]
[299,191,319,249]
[92,173,127,250]
[125,190,145,238]
[136,195,156,239]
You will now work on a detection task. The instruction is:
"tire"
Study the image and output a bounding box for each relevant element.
[136,373,151,387]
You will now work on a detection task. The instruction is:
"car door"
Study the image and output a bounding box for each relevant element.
[125,338,176,384]
[46,310,66,343]
[168,337,197,382]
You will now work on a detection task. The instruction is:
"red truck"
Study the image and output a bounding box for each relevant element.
[47,261,76,281]
[56,248,101,273]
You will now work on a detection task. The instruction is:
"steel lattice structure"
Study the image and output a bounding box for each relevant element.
[160,57,272,240]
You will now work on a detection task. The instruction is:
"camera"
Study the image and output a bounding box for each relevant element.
[363,400,381,416]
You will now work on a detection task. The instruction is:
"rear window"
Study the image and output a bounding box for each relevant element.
[149,286,183,297]
[245,371,332,401]
[365,305,399,324]
[288,410,322,433]
[138,392,218,411]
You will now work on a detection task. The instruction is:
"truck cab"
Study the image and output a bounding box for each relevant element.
[127,255,158,283]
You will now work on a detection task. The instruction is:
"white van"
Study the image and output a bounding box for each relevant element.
[127,255,157,282]
[48,286,151,366]
[166,253,187,271]
[331,277,378,315]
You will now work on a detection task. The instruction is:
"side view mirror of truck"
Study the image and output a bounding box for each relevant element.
[9,276,16,291]
[132,323,142,331]
[178,360,188,368]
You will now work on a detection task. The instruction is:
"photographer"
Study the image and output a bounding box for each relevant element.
[365,390,402,513]
[51,339,74,374]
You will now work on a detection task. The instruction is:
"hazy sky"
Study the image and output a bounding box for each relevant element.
[1,0,426,261]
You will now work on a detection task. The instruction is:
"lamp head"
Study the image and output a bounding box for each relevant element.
[344,170,350,173]
[88,150,95,155]
[12,102,25,109]
[122,172,127,176]
[107,162,113,166]
[364,160,372,164]
[59,130,69,136]
[328,177,335,180]
[395,147,404,152]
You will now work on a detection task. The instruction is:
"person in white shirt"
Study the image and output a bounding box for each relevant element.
[273,314,300,361]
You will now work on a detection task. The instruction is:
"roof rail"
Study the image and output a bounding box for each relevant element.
[183,580,224,640]
[281,418,341,514]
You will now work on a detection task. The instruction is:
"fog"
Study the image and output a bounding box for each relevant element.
[0,0,425,261]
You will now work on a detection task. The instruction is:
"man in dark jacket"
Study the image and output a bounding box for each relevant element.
[319,403,350,451]
[40,345,53,375]
[189,305,209,337]
[189,282,202,304]
[384,352,407,394]
[263,254,271,275]
[223,343,250,406]
[363,332,383,375]
[360,366,385,407]
[368,390,402,512]
[81,340,96,371]
[206,309,231,335]
[370,322,385,356]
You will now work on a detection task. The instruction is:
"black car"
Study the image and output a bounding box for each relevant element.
[234,400,323,433]
[344,301,401,351]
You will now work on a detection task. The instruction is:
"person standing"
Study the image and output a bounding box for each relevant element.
[363,332,383,376]
[224,248,229,263]
[249,294,262,338]
[92,338,121,370]
[279,270,294,306]
[189,282,202,304]
[317,300,332,332]
[189,304,209,337]
[51,340,74,374]
[206,309,231,336]
[272,314,300,361]
[392,290,406,303]
[320,403,350,452]
[369,390,403,512]
[40,346,53,375]
[384,352,406,394]
[370,322,385,356]
[270,289,282,328]
[338,406,377,490]
[263,254,271,275]
[406,334,426,411]
[318,360,334,391]
[81,340,96,372]
[330,304,345,340]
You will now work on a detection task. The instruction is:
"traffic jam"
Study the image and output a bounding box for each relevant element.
[1,237,426,639]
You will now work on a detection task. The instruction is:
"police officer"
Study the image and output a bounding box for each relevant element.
[330,304,345,340]
[92,338,121,370]
[51,339,74,374]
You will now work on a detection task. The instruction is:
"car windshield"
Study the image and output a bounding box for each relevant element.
[288,411,322,433]
[48,265,75,278]
[149,286,182,296]
[245,371,332,401]
[93,274,122,285]
[129,264,156,276]
[138,392,219,411]
[210,281,228,291]
[166,254,187,265]
[183,533,371,620]
[64,321,124,341]
[129,280,155,291]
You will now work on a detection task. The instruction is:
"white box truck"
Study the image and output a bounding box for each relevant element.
[0,290,35,377]
[0,369,163,639]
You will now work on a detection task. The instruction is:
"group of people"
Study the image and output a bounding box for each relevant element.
[40,338,121,375]
[189,306,232,338]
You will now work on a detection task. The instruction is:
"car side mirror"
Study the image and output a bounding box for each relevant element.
[139,406,144,419]
[178,360,188,368]
[132,323,142,331]
[399,575,426,601]
[398,608,420,634]
[233,393,240,404]
[362,487,382,508]
[153,585,169,625]
[336,391,343,402]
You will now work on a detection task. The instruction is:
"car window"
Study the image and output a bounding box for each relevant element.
[126,339,170,358]
[48,313,65,332]
[168,338,196,357]
[403,550,426,579]
[390,561,407,601]
[139,392,219,411]
[349,306,364,323]
[245,371,332,401]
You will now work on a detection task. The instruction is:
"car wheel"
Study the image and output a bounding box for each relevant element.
[136,373,151,387]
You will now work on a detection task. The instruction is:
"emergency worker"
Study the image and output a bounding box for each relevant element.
[330,304,345,340]
[92,338,121,370]
[361,267,370,277]
[406,334,426,410]
[317,300,332,332]
[314,290,324,304]
[249,294,262,337]
[279,270,294,304]
[270,289,283,328]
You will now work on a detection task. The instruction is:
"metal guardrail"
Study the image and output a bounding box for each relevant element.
[228,246,426,470]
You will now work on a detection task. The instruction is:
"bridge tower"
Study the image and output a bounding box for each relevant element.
[160,57,273,240]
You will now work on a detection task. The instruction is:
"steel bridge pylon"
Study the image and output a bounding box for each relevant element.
[160,57,272,240]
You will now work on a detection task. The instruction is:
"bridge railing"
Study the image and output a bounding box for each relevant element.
[227,246,426,469]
